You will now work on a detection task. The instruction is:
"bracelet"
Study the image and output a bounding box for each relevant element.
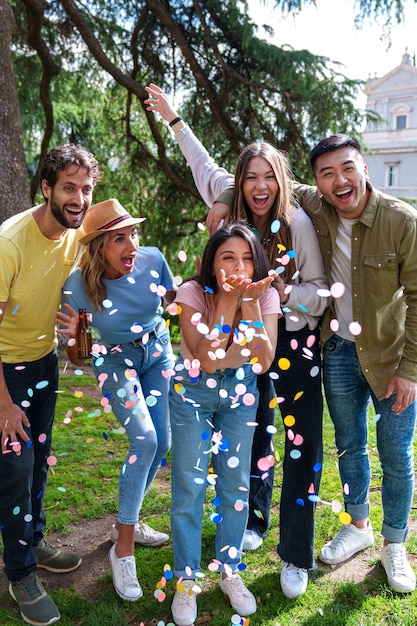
[169,116,183,127]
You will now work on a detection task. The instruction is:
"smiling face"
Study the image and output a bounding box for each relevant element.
[314,147,370,220]
[212,236,255,287]
[102,225,139,279]
[242,156,279,231]
[42,166,94,229]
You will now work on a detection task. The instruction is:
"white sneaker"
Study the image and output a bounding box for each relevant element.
[280,562,308,599]
[319,523,374,565]
[171,579,198,626]
[219,573,257,616]
[380,543,416,593]
[109,544,143,601]
[111,522,169,547]
[242,529,263,551]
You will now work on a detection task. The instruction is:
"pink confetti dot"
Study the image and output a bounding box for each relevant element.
[242,393,256,406]
[47,455,57,466]
[330,318,340,332]
[330,282,346,298]
[349,321,362,336]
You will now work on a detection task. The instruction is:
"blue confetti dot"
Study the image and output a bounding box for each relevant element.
[204,286,214,294]
[296,498,305,507]
[313,462,322,472]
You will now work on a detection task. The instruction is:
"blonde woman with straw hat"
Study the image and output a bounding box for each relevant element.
[56,198,176,601]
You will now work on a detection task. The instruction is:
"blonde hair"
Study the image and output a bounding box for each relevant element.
[75,232,112,311]
[231,142,296,282]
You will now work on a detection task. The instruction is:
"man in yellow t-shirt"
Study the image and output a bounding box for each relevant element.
[0,144,101,626]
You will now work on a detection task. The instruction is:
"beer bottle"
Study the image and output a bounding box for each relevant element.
[77,308,92,359]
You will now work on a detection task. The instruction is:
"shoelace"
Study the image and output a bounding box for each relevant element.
[139,523,155,540]
[284,563,307,580]
[18,574,44,600]
[329,524,355,548]
[386,547,408,576]
[176,583,195,607]
[119,557,139,588]
[225,575,250,599]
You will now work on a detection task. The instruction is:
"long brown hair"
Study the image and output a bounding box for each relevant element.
[75,232,112,311]
[231,142,296,282]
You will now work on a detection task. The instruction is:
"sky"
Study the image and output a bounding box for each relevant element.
[247,0,417,109]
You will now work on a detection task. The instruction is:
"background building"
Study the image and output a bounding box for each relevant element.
[363,50,417,202]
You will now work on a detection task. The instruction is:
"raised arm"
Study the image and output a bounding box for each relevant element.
[144,83,234,217]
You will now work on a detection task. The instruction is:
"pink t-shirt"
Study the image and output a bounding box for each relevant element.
[176,280,281,363]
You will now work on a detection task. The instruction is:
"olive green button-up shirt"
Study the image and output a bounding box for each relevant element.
[294,181,417,400]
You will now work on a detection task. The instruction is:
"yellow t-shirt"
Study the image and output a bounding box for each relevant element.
[0,207,80,363]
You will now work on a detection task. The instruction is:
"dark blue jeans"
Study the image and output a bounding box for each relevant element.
[323,335,416,542]
[248,320,323,570]
[0,350,58,581]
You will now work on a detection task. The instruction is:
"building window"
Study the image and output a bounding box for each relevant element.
[386,164,398,188]
[396,114,407,130]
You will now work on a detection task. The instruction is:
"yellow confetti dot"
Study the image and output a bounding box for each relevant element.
[284,415,295,427]
[269,396,278,409]
[339,511,352,525]
[293,391,304,401]
[74,390,84,398]
[278,357,291,370]
[277,243,287,251]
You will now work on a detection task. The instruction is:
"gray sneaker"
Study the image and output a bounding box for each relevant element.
[34,540,82,573]
[9,572,60,625]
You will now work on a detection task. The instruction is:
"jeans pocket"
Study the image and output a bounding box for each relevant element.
[324,334,340,354]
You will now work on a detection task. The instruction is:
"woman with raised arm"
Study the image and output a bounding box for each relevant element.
[144,83,329,600]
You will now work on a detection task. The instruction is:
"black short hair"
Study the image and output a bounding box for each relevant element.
[310,134,362,174]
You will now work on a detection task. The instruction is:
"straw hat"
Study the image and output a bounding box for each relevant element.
[79,198,145,245]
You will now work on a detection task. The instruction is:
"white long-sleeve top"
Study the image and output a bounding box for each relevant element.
[174,124,329,331]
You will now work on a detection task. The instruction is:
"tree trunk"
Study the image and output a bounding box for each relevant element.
[0,0,31,223]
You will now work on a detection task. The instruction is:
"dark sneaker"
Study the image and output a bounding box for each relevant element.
[9,572,60,625]
[34,540,82,573]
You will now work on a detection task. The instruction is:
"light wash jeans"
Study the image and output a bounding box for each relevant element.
[93,328,173,525]
[323,335,416,542]
[169,358,258,578]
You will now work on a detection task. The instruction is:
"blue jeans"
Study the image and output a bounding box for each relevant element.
[169,359,258,578]
[0,350,58,581]
[323,335,416,542]
[93,328,172,525]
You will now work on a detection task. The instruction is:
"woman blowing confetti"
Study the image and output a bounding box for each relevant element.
[168,222,280,625]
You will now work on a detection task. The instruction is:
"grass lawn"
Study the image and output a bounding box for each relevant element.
[0,356,416,625]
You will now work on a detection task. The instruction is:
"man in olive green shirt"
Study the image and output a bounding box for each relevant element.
[209,134,417,594]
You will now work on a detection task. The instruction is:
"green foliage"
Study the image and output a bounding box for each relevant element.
[7,0,377,263]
